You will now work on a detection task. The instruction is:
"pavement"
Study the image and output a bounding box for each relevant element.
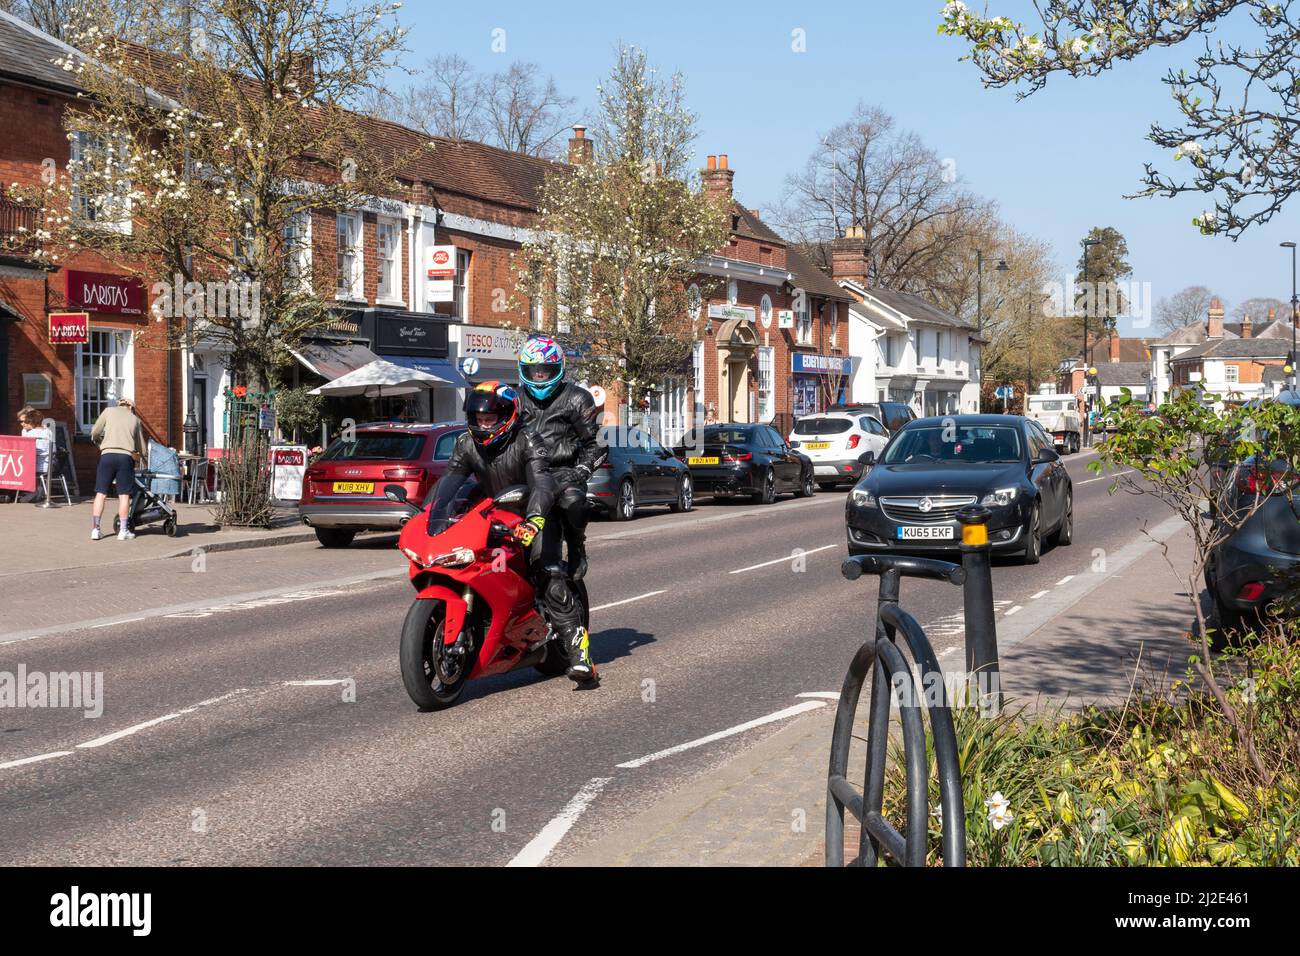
[0,449,1208,867]
[0,495,328,577]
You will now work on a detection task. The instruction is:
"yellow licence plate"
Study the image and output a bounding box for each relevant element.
[804,442,831,450]
[332,481,374,494]
[688,456,719,466]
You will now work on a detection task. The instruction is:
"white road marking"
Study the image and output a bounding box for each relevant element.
[1030,590,1050,600]
[796,691,841,700]
[164,588,350,619]
[92,618,143,628]
[507,776,613,868]
[729,544,838,575]
[76,689,248,750]
[0,751,73,771]
[616,700,827,769]
[1056,575,1075,586]
[284,679,349,687]
[589,590,666,613]
[1004,605,1024,617]
[591,495,837,542]
[1079,469,1135,485]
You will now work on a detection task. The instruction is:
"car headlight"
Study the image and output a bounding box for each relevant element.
[980,487,1020,507]
[850,488,877,508]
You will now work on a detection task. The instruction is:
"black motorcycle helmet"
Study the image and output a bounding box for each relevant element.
[463,380,521,450]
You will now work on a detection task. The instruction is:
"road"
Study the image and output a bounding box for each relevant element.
[0,450,1171,865]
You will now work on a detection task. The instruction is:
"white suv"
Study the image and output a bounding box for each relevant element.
[789,412,889,490]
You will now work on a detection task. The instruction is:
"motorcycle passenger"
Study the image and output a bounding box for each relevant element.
[517,334,604,583]
[426,380,597,684]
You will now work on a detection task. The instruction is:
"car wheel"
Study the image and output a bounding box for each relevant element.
[1053,490,1073,546]
[613,478,636,521]
[795,469,815,498]
[670,474,693,513]
[753,468,777,505]
[314,527,356,549]
[1021,502,1042,565]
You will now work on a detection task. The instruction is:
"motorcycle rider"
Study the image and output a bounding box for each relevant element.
[517,334,604,583]
[426,380,598,684]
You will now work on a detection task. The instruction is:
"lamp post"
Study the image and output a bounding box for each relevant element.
[1081,238,1101,446]
[975,250,1009,337]
[1283,241,1298,391]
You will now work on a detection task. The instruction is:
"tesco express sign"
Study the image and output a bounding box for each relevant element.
[462,326,527,362]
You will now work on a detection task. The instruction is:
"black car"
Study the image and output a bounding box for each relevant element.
[587,430,693,521]
[830,401,916,434]
[674,423,815,504]
[845,415,1073,564]
[1206,455,1300,632]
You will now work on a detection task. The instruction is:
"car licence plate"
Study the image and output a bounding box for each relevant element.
[332,481,374,494]
[804,442,831,450]
[896,526,954,540]
[688,457,719,466]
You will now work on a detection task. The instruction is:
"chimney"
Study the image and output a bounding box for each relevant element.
[287,52,314,94]
[702,153,734,199]
[567,125,592,166]
[1207,297,1224,339]
[750,208,761,220]
[1241,313,1253,339]
[831,225,870,285]
[1108,331,1121,363]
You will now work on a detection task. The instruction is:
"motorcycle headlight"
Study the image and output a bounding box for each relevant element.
[850,488,877,508]
[980,487,1020,507]
[431,547,476,568]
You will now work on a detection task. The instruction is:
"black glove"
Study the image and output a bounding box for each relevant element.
[553,466,586,487]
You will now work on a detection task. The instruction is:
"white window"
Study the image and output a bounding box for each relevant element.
[757,346,775,422]
[76,328,132,433]
[284,211,311,293]
[830,303,839,347]
[1224,364,1239,384]
[727,279,738,306]
[376,217,402,302]
[688,284,702,322]
[796,296,812,345]
[335,213,363,300]
[455,248,471,318]
[69,130,132,233]
[760,294,772,327]
[692,339,705,420]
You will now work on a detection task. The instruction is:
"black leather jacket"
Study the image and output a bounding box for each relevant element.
[426,428,555,530]
[520,382,604,479]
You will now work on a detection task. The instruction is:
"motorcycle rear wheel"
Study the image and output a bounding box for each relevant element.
[400,598,475,710]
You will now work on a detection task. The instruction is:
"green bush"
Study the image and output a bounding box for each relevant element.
[274,387,324,443]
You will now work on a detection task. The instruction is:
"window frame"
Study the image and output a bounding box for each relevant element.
[376,216,403,304]
[75,327,133,434]
[335,212,363,301]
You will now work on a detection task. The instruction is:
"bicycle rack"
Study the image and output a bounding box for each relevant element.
[826,505,1004,866]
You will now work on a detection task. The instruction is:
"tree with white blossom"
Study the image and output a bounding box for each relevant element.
[940,0,1300,238]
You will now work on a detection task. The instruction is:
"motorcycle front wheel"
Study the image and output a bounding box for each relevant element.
[400,598,475,710]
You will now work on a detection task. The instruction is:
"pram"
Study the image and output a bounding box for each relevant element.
[112,442,182,537]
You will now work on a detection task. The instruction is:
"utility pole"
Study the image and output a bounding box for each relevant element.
[1080,237,1100,446]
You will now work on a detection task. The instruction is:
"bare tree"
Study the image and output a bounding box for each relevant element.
[1155,286,1219,334]
[361,53,486,141]
[0,0,146,39]
[772,102,995,295]
[482,62,576,158]
[1231,296,1289,325]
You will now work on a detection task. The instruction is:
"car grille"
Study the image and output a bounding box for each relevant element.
[880,495,977,524]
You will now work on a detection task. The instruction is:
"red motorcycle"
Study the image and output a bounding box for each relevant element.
[387,483,589,710]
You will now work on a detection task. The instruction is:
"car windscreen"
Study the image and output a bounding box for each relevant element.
[320,432,425,461]
[883,426,1022,465]
[702,428,752,446]
[793,418,853,435]
[1030,401,1065,411]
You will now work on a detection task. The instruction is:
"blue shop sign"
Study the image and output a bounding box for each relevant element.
[792,353,852,375]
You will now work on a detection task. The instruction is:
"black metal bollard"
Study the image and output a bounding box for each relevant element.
[957,505,1001,716]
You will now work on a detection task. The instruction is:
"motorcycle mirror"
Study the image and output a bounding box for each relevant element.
[384,484,408,503]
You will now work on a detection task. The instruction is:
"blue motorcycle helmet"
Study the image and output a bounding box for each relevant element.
[518,334,566,401]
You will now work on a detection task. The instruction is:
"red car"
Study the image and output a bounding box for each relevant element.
[299,421,465,548]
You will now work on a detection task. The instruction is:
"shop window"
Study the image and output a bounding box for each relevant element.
[376,217,402,302]
[70,130,132,233]
[76,328,132,433]
[757,346,775,423]
[335,213,363,300]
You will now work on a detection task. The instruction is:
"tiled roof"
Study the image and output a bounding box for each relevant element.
[785,244,852,302]
[0,10,85,93]
[731,202,785,245]
[1248,319,1295,340]
[864,289,975,331]
[1171,337,1292,361]
[1095,362,1149,386]
[1152,318,1239,346]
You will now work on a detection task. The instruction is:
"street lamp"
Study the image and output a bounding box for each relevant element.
[976,249,1009,336]
[1081,237,1101,446]
[1283,241,1297,390]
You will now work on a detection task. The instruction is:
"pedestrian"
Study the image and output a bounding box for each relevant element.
[16,406,52,503]
[90,397,147,540]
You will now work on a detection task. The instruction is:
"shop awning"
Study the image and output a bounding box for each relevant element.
[381,355,470,388]
[290,341,380,381]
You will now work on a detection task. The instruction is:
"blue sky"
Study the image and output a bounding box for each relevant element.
[389,0,1297,334]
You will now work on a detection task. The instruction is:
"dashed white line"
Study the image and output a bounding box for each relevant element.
[589,590,666,613]
[616,700,827,769]
[1056,575,1075,586]
[796,691,841,700]
[507,776,613,868]
[729,544,838,575]
[284,679,350,687]
[1003,605,1024,617]
[1030,590,1050,600]
[76,688,248,750]
[1079,469,1135,485]
[0,751,73,771]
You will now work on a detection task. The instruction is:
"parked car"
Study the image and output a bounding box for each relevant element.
[588,429,693,520]
[674,423,815,504]
[299,421,465,547]
[1206,455,1300,634]
[845,414,1073,564]
[830,401,916,434]
[788,411,889,490]
[1025,393,1082,454]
